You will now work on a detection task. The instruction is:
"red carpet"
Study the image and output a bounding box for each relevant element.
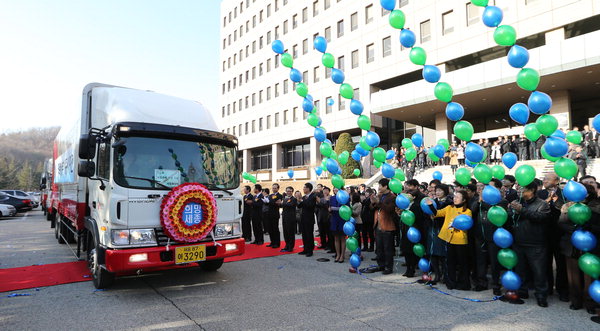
[0,238,319,293]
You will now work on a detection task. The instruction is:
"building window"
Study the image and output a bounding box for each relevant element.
[466,3,479,26]
[221,107,225,117]
[381,7,390,16]
[284,79,289,94]
[267,4,271,17]
[252,93,256,106]
[525,0,539,4]
[293,14,298,29]
[313,1,319,16]
[275,0,278,11]
[259,10,263,23]
[382,36,391,57]
[442,10,454,35]
[238,124,242,136]
[275,113,280,127]
[354,88,360,100]
[251,149,272,170]
[259,36,263,49]
[351,12,358,31]
[275,26,279,39]
[399,0,409,7]
[325,26,331,42]
[259,117,263,131]
[338,55,345,71]
[324,0,330,10]
[302,39,308,54]
[293,44,298,59]
[302,7,308,22]
[314,100,321,115]
[245,122,248,134]
[267,115,271,129]
[283,143,310,167]
[267,58,272,72]
[259,90,263,103]
[351,50,359,68]
[326,96,332,114]
[337,20,344,37]
[283,20,288,34]
[420,20,431,43]
[267,86,271,100]
[233,126,236,136]
[338,95,345,110]
[366,43,374,63]
[253,15,256,27]
[325,67,331,79]
[302,71,308,83]
[293,107,299,122]
[275,83,280,97]
[284,110,289,124]
[365,4,373,24]
[252,120,256,133]
[259,63,263,76]
[252,41,256,53]
[267,31,271,44]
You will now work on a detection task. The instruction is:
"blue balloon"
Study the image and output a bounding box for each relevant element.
[502,152,518,169]
[545,137,568,157]
[571,230,597,252]
[564,180,587,202]
[593,114,600,133]
[302,97,314,112]
[482,185,502,205]
[331,68,345,84]
[290,68,302,83]
[350,99,363,115]
[365,131,381,148]
[327,98,334,106]
[465,159,477,168]
[407,227,421,243]
[528,91,552,115]
[343,220,355,236]
[287,169,294,178]
[465,142,484,163]
[314,127,326,142]
[355,144,369,157]
[493,228,513,248]
[509,103,529,125]
[381,163,395,179]
[380,0,396,11]
[315,167,323,176]
[386,150,396,160]
[350,253,361,268]
[452,214,473,231]
[411,133,423,148]
[349,217,356,224]
[507,45,530,69]
[420,198,437,215]
[433,145,445,159]
[550,130,566,139]
[501,270,522,291]
[418,258,431,273]
[482,6,503,27]
[432,171,443,181]
[313,36,327,53]
[399,29,416,48]
[326,158,341,175]
[271,40,285,54]
[589,280,600,304]
[445,102,464,121]
[336,190,350,205]
[422,65,441,83]
[395,194,410,210]
[351,150,361,161]
[305,94,314,102]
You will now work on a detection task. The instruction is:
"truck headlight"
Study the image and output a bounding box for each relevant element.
[214,222,242,238]
[111,229,157,246]
[111,230,130,245]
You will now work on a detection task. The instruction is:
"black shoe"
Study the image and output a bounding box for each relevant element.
[559,294,569,302]
[519,292,529,299]
[280,249,291,252]
[361,266,385,273]
[402,270,415,277]
[370,258,377,261]
[569,304,582,310]
[266,244,273,247]
[537,298,548,308]
[305,252,313,257]
[271,245,280,249]
[493,288,502,296]
[382,269,393,275]
[298,251,307,255]
[587,307,596,315]
[446,284,455,290]
[245,239,252,242]
[367,248,374,252]
[474,285,488,292]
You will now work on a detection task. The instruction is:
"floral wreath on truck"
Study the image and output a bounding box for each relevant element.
[160,183,218,243]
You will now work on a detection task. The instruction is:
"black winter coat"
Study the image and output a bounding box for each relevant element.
[510,196,551,246]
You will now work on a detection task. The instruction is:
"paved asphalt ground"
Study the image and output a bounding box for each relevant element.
[1,210,598,330]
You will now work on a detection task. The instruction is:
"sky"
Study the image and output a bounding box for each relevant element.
[0,0,221,133]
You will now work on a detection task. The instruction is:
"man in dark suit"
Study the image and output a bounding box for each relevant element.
[280,186,298,252]
[517,134,529,161]
[266,183,282,248]
[241,185,253,242]
[298,182,316,257]
[502,175,519,203]
[250,184,264,245]
[500,136,511,156]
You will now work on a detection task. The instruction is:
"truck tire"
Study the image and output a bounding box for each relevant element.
[199,259,224,272]
[87,234,114,289]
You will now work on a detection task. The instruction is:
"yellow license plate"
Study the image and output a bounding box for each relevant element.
[175,245,206,264]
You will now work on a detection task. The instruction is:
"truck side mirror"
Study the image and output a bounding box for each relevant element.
[78,160,96,177]
[79,134,97,159]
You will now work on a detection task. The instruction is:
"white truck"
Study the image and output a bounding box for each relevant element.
[50,83,245,288]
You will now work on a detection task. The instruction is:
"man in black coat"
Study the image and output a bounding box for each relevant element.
[298,182,316,257]
[502,175,519,203]
[280,186,297,252]
[250,184,265,245]
[500,136,511,156]
[509,182,551,307]
[402,188,425,277]
[517,134,529,161]
[569,146,587,181]
[242,185,253,242]
[266,183,283,248]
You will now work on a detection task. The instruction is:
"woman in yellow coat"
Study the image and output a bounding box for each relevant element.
[426,190,472,290]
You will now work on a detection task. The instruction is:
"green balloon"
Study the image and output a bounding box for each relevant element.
[373,147,386,163]
[346,237,359,252]
[536,114,559,136]
[329,151,338,160]
[331,174,345,189]
[357,115,371,130]
[471,0,489,6]
[322,53,335,68]
[353,168,361,176]
[413,243,425,258]
[374,160,383,168]
[389,178,403,194]
[474,164,493,184]
[541,144,561,162]
[568,203,592,225]
[494,25,517,46]
[487,205,508,227]
[491,165,505,180]
[438,139,450,151]
[339,205,352,220]
[497,248,518,269]
[402,138,413,149]
[340,83,354,99]
[515,164,536,186]
[455,168,472,186]
[434,82,453,103]
[296,82,308,97]
[281,53,293,68]
[554,157,577,180]
[319,142,333,157]
[482,148,488,163]
[405,148,417,161]
[579,253,600,279]
[409,47,427,65]
[307,113,320,127]
[359,136,372,151]
[352,231,360,239]
[516,68,540,91]
[566,131,583,144]
[338,151,350,165]
[401,210,415,226]
[454,121,474,142]
[524,123,542,142]
[394,169,406,181]
[428,149,440,162]
[389,10,406,29]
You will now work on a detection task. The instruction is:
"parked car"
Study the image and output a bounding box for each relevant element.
[0,192,33,213]
[0,203,17,217]
[0,190,38,208]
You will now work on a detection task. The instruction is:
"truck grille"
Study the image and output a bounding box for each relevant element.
[154,228,213,246]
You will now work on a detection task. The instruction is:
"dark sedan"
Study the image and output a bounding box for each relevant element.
[0,192,33,213]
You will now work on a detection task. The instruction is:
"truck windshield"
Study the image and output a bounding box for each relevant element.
[114,136,239,190]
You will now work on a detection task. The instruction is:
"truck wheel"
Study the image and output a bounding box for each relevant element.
[199,259,224,271]
[87,234,114,289]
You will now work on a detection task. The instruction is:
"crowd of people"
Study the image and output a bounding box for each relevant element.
[241,173,600,311]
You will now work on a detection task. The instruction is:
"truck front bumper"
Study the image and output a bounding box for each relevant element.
[104,238,245,274]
